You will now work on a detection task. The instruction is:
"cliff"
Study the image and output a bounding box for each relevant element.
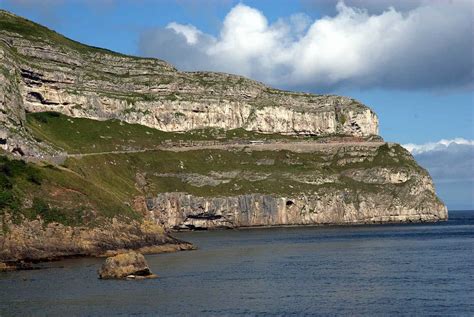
[15,113,446,231]
[0,11,447,264]
[0,10,378,156]
[0,153,193,268]
[144,142,447,229]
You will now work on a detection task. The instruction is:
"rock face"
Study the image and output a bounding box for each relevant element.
[137,142,446,230]
[0,10,378,156]
[0,217,194,265]
[98,251,156,279]
[149,191,446,230]
[0,9,447,241]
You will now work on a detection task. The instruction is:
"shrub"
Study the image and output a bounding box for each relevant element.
[26,170,42,185]
[31,197,82,225]
[0,191,16,210]
[0,156,42,185]
[33,111,61,124]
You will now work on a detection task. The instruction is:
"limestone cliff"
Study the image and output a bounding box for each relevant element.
[0,9,447,246]
[0,10,377,156]
[145,143,447,229]
[150,191,446,230]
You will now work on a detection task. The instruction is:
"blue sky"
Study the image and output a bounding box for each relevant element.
[1,0,473,209]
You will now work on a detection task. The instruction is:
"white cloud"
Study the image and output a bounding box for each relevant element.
[139,1,473,91]
[403,138,474,209]
[402,138,474,185]
[166,22,202,45]
[403,138,474,155]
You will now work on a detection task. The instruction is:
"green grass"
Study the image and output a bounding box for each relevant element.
[332,143,421,171]
[26,112,371,156]
[13,111,425,228]
[60,142,418,199]
[63,149,315,197]
[24,111,418,198]
[4,111,424,229]
[0,157,38,213]
[0,155,139,228]
[26,112,304,154]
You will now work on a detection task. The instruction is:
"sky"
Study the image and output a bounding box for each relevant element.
[0,0,473,209]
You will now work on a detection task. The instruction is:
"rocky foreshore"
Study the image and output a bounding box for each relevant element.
[0,216,194,271]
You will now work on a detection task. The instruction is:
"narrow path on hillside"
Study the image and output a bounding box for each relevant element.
[65,141,386,158]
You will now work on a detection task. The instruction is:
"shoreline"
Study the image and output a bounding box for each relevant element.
[0,241,196,272]
[0,217,195,272]
[0,214,448,271]
[170,215,449,232]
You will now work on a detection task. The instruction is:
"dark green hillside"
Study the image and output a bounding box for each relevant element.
[0,154,138,229]
[24,113,418,199]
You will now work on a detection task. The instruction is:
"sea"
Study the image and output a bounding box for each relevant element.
[1,210,473,316]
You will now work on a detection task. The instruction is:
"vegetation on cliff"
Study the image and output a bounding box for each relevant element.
[0,153,138,230]
[2,110,442,234]
[26,112,302,154]
[20,113,438,205]
[0,107,442,222]
[0,8,378,158]
[0,10,447,264]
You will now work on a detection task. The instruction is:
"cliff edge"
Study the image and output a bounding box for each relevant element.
[0,10,378,156]
[0,10,446,264]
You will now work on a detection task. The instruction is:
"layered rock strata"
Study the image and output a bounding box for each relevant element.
[149,191,446,230]
[0,10,447,242]
[146,144,447,230]
[0,10,378,156]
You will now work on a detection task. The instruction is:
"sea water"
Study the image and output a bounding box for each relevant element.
[1,211,473,316]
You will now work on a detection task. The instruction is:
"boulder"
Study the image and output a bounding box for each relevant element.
[98,251,157,279]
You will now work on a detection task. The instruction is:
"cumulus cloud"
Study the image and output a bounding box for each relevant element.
[403,138,474,155]
[139,1,473,91]
[403,139,474,183]
[403,139,474,209]
[167,22,202,45]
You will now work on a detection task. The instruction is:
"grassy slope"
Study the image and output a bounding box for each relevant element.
[2,112,422,228]
[0,154,139,228]
[26,112,308,154]
[28,113,418,197]
[62,142,418,198]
